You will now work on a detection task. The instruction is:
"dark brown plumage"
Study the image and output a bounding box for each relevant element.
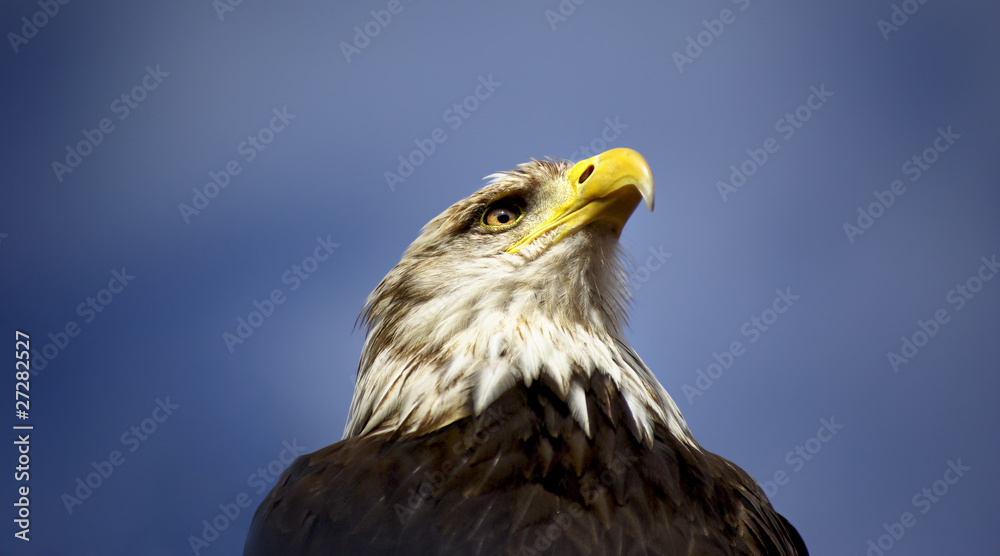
[245,374,806,555]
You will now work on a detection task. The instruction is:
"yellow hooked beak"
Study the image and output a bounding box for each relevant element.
[507,148,655,254]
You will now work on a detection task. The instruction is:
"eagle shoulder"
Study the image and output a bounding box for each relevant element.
[245,375,807,556]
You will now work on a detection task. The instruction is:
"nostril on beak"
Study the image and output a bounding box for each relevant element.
[578,164,595,185]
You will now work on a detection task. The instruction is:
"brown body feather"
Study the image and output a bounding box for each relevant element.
[244,374,807,555]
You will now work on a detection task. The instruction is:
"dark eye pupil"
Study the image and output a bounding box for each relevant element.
[483,198,524,227]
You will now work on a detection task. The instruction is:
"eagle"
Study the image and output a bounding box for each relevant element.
[244,148,808,555]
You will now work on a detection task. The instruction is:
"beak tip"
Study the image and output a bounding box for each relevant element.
[638,176,655,212]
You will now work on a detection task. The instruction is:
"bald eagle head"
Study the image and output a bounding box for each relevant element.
[247,148,808,556]
[345,148,693,447]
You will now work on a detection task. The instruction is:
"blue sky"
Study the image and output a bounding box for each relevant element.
[1,1,998,554]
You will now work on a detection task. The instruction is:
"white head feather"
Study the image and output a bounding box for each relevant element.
[344,157,694,448]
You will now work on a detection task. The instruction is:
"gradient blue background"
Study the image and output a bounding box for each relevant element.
[2,1,998,554]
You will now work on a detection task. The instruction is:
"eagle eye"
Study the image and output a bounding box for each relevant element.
[481,198,525,228]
